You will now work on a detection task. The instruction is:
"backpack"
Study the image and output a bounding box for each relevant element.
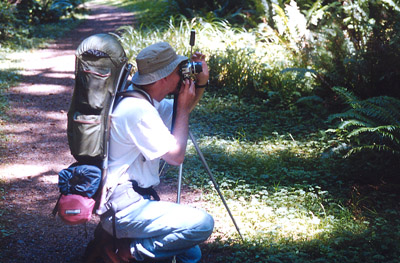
[67,33,129,164]
[54,163,101,225]
[53,33,132,225]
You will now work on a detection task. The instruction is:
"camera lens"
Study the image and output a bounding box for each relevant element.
[180,61,203,79]
[192,62,202,74]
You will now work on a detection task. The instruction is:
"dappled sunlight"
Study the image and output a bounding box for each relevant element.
[188,133,324,166]
[0,163,60,181]
[1,0,398,261]
[12,85,71,95]
[21,68,74,79]
[204,186,368,242]
[184,132,360,244]
[42,110,68,122]
[2,104,67,126]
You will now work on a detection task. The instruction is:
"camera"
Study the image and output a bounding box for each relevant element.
[180,60,202,80]
[179,30,203,80]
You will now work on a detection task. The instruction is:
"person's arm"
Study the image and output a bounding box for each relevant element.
[162,52,209,165]
[189,51,208,112]
[161,79,195,165]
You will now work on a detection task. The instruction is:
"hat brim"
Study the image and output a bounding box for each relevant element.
[131,55,188,85]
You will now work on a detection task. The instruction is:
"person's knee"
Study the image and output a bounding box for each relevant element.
[202,212,214,235]
[192,210,214,240]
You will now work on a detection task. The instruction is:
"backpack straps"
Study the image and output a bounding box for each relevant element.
[106,86,156,249]
[114,84,154,110]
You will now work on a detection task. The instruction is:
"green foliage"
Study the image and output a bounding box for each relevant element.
[112,3,400,259]
[0,1,29,45]
[117,13,317,107]
[203,222,400,262]
[0,0,86,49]
[165,0,264,27]
[178,92,400,262]
[0,183,15,238]
[0,68,20,116]
[116,0,400,106]
[304,0,400,101]
[328,87,400,157]
[16,0,85,24]
[0,2,16,41]
[2,0,399,260]
[208,47,274,103]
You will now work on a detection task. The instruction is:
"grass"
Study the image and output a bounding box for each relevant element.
[0,67,20,117]
[0,182,15,238]
[158,94,400,262]
[179,95,400,262]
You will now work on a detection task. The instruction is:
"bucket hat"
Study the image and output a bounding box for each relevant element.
[131,42,188,85]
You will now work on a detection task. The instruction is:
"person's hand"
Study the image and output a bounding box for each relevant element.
[191,52,209,86]
[178,78,196,113]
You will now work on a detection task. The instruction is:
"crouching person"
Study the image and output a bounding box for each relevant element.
[91,42,214,263]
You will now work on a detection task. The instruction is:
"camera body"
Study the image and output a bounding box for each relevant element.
[179,30,203,80]
[180,61,202,80]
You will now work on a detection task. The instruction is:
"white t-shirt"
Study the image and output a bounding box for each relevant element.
[97,95,175,214]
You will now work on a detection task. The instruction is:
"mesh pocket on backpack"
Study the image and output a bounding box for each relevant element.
[70,113,103,158]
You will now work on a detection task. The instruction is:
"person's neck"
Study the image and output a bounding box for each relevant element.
[142,83,169,102]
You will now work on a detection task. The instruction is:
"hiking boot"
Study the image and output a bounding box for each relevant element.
[83,224,175,263]
[82,224,129,263]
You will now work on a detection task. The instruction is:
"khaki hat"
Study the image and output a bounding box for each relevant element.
[131,42,188,85]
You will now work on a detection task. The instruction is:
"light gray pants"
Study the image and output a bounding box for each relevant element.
[101,197,214,262]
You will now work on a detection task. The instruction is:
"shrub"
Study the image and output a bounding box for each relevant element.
[165,0,264,27]
[16,0,85,24]
[328,87,400,157]
[0,1,27,45]
[118,13,318,107]
[306,0,400,102]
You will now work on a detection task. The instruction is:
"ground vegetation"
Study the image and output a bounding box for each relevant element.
[110,0,400,261]
[1,0,399,262]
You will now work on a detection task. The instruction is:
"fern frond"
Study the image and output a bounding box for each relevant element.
[296,95,324,104]
[332,86,360,108]
[347,126,400,148]
[332,98,400,127]
[345,144,400,158]
[273,4,289,31]
[370,125,400,144]
[328,88,400,157]
[367,96,400,110]
[356,99,400,125]
[329,111,374,126]
[360,96,400,124]
[339,120,370,130]
[347,126,385,137]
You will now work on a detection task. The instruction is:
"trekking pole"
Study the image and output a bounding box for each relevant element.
[174,30,196,204]
[189,131,244,241]
[170,82,184,205]
[176,164,183,204]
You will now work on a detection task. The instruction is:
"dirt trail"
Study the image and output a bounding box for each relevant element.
[0,3,192,262]
[1,3,135,179]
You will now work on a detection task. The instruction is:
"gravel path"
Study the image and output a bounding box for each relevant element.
[0,3,198,262]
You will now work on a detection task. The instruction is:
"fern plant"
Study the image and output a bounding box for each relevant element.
[328,87,400,157]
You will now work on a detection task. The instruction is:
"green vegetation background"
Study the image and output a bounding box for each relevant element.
[1,0,400,262]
